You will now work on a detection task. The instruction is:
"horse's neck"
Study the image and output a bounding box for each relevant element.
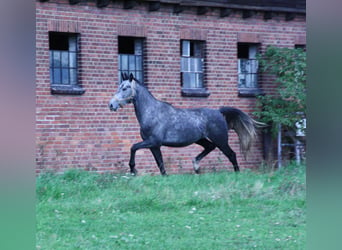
[133,84,159,123]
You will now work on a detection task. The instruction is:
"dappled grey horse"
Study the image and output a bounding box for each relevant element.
[109,73,261,175]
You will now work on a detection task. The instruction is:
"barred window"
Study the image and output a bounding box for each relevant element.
[237,43,258,88]
[118,37,144,83]
[181,40,204,89]
[49,32,84,95]
[237,43,261,96]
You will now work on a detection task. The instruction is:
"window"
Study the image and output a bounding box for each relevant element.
[237,43,261,96]
[118,37,144,83]
[181,40,209,97]
[49,32,84,95]
[295,44,306,51]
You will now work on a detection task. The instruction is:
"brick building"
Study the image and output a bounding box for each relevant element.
[36,0,306,174]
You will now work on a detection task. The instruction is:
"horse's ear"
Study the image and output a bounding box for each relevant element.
[121,72,126,81]
[129,73,134,82]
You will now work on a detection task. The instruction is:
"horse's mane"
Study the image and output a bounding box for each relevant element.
[122,72,176,108]
[133,77,143,86]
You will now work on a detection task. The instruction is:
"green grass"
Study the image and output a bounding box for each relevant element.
[36,164,306,249]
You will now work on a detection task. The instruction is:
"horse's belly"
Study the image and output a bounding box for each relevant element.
[162,129,203,147]
[162,141,194,147]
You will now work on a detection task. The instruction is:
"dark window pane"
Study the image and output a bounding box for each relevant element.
[182,40,190,56]
[250,60,258,74]
[193,42,203,57]
[70,69,77,84]
[62,69,69,84]
[181,57,190,72]
[195,73,203,88]
[182,73,190,88]
[183,72,200,88]
[119,55,128,70]
[189,41,195,57]
[237,43,249,59]
[135,56,142,69]
[49,32,69,50]
[135,71,142,82]
[53,51,61,68]
[69,36,77,52]
[239,75,246,87]
[50,68,53,83]
[188,73,196,88]
[134,39,143,55]
[69,52,76,68]
[61,51,69,68]
[49,51,53,67]
[129,55,136,71]
[118,37,135,54]
[249,74,257,88]
[53,68,61,84]
[190,58,203,72]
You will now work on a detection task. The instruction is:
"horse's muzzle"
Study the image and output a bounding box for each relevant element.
[109,102,118,111]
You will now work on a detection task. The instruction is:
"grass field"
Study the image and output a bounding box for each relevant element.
[36,164,306,249]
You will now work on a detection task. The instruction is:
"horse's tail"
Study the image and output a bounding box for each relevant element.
[219,107,264,158]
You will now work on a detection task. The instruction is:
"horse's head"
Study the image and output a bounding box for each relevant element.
[109,73,137,111]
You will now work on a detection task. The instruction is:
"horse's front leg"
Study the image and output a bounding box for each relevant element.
[129,139,157,175]
[150,147,167,175]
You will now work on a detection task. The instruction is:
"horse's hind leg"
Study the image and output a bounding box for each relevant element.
[217,143,239,172]
[208,137,239,172]
[193,139,216,174]
[150,147,167,175]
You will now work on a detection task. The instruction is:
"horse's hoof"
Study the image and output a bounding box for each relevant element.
[130,169,138,176]
[194,169,200,174]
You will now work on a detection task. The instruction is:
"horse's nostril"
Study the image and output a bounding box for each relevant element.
[109,103,115,111]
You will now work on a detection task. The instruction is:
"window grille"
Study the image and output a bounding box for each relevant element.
[181,40,205,89]
[238,59,258,88]
[237,43,261,96]
[49,32,78,85]
[118,37,144,83]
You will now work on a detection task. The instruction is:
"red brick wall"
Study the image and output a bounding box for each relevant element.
[36,0,306,174]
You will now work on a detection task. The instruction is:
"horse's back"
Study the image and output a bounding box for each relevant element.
[154,106,223,146]
[188,107,226,125]
[183,107,228,137]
